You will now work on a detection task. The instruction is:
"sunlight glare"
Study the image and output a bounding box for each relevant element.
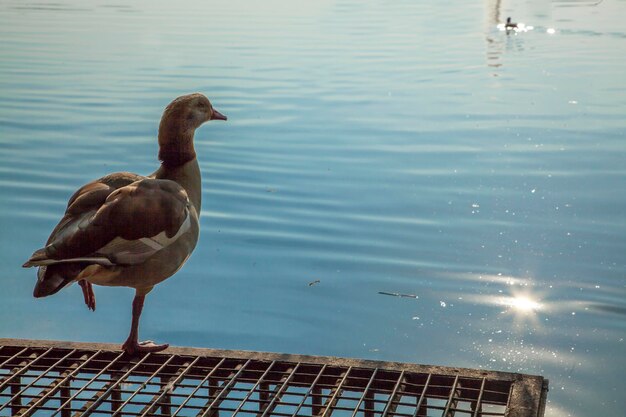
[501,294,541,313]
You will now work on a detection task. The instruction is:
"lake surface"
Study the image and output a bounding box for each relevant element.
[1,0,625,415]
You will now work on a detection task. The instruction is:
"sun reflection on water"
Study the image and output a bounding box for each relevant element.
[448,273,547,328]
[500,294,541,313]
[496,289,546,331]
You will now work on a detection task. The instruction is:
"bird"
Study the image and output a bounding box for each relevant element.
[505,17,518,30]
[22,93,226,355]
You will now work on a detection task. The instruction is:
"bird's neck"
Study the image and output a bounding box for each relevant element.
[153,158,202,212]
[158,122,196,168]
[156,121,202,211]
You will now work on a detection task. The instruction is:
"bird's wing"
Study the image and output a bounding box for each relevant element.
[24,176,191,267]
[43,172,145,244]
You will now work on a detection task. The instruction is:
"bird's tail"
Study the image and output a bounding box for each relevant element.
[33,263,86,298]
[23,247,48,267]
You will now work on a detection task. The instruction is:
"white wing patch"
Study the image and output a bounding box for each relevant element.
[34,209,193,267]
[97,210,192,265]
[29,257,115,267]
[139,238,164,250]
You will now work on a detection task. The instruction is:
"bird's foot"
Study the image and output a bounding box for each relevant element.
[78,280,96,311]
[122,339,169,355]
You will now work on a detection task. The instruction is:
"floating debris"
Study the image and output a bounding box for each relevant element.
[378,291,418,299]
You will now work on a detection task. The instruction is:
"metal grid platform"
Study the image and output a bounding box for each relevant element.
[0,339,547,417]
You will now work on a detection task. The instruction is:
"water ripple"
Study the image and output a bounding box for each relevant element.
[1,1,625,416]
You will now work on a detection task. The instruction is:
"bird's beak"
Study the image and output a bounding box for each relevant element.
[211,109,227,121]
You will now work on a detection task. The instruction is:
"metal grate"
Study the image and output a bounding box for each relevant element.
[0,339,548,417]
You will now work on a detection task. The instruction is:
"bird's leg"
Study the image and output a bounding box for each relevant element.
[78,279,96,311]
[122,293,169,355]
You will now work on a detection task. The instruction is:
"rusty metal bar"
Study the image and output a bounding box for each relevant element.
[0,340,547,417]
[258,381,269,412]
[77,353,154,416]
[318,366,352,417]
[160,375,173,416]
[72,379,112,417]
[417,398,428,417]
[364,389,374,417]
[51,351,126,417]
[110,371,122,413]
[0,347,29,368]
[59,378,71,417]
[471,378,487,417]
[18,373,73,417]
[197,359,252,417]
[257,364,300,417]
[0,349,48,393]
[110,354,177,417]
[0,339,541,383]
[442,375,460,417]
[0,349,76,414]
[230,361,279,417]
[10,375,21,416]
[381,371,406,417]
[0,350,26,416]
[171,357,227,417]
[17,352,95,417]
[507,375,546,417]
[290,364,326,417]
[208,375,217,414]
[350,369,378,417]
[413,373,431,417]
[505,381,515,412]
[312,386,322,416]
[138,357,201,417]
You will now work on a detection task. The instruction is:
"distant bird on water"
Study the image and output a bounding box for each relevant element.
[23,93,227,355]
[505,17,518,30]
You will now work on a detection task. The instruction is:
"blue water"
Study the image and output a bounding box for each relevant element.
[1,0,625,415]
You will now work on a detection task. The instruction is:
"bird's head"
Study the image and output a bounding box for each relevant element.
[158,93,227,167]
[161,93,227,132]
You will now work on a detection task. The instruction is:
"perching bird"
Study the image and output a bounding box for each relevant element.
[23,93,226,355]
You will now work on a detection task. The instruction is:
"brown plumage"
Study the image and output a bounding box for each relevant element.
[23,93,227,355]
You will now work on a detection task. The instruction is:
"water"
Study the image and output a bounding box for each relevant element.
[1,0,625,415]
